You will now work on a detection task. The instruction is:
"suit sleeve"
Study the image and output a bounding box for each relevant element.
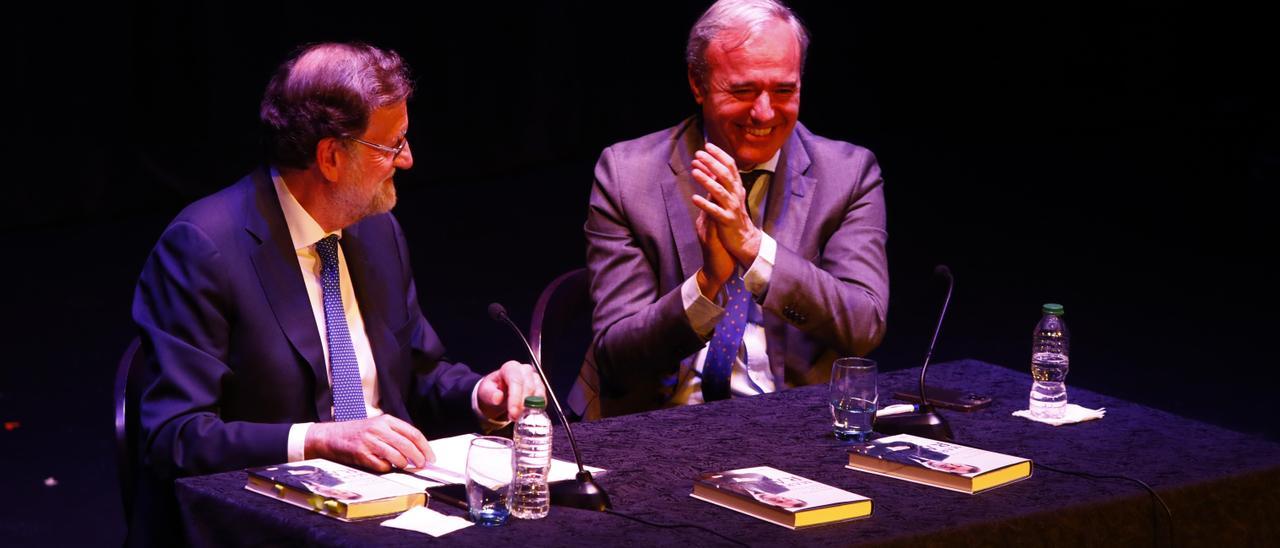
[584,146,707,393]
[388,216,484,437]
[763,148,889,356]
[133,221,291,479]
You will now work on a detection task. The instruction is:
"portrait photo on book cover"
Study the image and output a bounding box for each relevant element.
[854,440,982,475]
[701,471,809,509]
[262,463,364,501]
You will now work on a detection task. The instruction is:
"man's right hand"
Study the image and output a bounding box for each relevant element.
[696,209,734,300]
[304,414,435,473]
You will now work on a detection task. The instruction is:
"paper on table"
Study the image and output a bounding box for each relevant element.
[412,433,605,485]
[1012,404,1106,426]
[381,471,446,491]
[380,506,472,537]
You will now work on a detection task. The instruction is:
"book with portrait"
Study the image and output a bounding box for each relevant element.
[846,433,1032,494]
[691,466,873,529]
[245,459,426,521]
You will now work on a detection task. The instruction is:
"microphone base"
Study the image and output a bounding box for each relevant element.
[549,470,612,511]
[875,407,955,442]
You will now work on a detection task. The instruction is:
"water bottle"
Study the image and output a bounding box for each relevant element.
[1030,303,1070,419]
[511,396,551,519]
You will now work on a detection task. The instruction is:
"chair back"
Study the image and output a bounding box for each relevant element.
[114,337,145,524]
[528,268,593,422]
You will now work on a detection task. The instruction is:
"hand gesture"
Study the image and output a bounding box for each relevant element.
[690,142,763,267]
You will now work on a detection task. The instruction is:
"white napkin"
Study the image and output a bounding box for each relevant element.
[381,506,473,537]
[875,403,918,417]
[1013,404,1106,426]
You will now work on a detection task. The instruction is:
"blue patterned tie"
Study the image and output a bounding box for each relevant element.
[315,235,367,421]
[702,274,751,401]
[701,170,768,402]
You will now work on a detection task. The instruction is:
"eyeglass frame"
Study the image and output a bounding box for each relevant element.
[342,134,408,161]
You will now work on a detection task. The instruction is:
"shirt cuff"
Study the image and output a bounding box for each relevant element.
[472,379,510,432]
[743,233,777,299]
[287,422,313,462]
[682,273,726,340]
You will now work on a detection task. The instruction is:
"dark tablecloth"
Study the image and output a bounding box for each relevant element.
[176,360,1280,546]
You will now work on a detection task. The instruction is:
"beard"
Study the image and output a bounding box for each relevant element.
[331,160,397,225]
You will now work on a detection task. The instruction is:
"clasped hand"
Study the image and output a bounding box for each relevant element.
[691,142,763,298]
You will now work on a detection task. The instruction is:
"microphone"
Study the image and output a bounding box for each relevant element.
[488,303,611,511]
[918,265,954,408]
[874,265,957,441]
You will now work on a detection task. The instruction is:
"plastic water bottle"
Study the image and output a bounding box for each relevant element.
[1030,303,1071,419]
[511,396,551,519]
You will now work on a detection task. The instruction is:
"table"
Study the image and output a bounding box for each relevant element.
[175,360,1280,546]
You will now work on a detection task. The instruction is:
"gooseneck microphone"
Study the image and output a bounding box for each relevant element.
[488,303,611,511]
[875,265,957,441]
[918,264,955,409]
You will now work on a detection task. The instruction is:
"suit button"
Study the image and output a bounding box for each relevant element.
[782,305,805,324]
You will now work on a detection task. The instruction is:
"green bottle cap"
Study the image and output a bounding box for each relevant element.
[524,396,546,408]
[1042,303,1064,315]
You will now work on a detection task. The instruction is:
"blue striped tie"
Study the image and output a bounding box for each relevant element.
[315,235,367,421]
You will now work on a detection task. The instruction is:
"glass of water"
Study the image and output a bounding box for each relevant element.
[830,357,878,441]
[466,436,514,526]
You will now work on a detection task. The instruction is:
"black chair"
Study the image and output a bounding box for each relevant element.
[114,337,145,525]
[528,268,593,422]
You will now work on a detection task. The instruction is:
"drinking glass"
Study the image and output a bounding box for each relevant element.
[830,357,878,441]
[466,436,513,526]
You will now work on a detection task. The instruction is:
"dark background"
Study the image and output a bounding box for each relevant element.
[1,1,1273,545]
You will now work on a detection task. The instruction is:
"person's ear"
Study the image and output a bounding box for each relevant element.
[316,137,346,182]
[688,65,705,105]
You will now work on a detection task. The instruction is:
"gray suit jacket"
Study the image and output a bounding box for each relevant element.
[575,117,888,418]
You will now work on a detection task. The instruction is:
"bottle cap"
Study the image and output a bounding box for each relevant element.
[524,396,546,408]
[1042,303,1064,315]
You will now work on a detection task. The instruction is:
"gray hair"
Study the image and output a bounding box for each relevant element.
[685,0,810,89]
[260,42,413,170]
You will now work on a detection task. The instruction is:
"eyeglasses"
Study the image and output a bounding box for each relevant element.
[344,134,409,161]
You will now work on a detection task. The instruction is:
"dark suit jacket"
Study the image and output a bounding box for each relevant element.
[132,167,481,480]
[575,117,888,418]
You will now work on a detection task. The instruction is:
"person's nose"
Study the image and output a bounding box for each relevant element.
[750,92,775,123]
[394,140,414,170]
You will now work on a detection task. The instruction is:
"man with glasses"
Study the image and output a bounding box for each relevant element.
[576,0,888,419]
[130,42,541,543]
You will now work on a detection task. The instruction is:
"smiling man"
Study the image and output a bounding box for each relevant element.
[575,0,889,419]
[130,42,541,544]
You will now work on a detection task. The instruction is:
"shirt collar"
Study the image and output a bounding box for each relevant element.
[271,166,341,250]
[745,150,781,174]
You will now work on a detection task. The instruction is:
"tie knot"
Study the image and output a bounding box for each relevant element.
[316,235,340,266]
[741,169,769,194]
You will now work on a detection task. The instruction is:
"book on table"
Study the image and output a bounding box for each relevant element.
[690,465,873,529]
[245,458,426,521]
[846,433,1032,494]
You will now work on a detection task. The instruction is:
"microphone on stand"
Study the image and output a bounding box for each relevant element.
[874,265,957,441]
[488,303,611,511]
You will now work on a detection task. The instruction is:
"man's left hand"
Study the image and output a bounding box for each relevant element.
[476,360,545,422]
[690,142,762,267]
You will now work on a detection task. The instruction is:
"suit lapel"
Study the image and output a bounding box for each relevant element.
[244,168,331,420]
[766,127,816,254]
[763,127,816,386]
[662,119,707,280]
[341,223,410,422]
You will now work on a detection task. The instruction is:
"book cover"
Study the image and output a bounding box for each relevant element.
[847,434,1032,494]
[691,466,872,529]
[245,459,426,521]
